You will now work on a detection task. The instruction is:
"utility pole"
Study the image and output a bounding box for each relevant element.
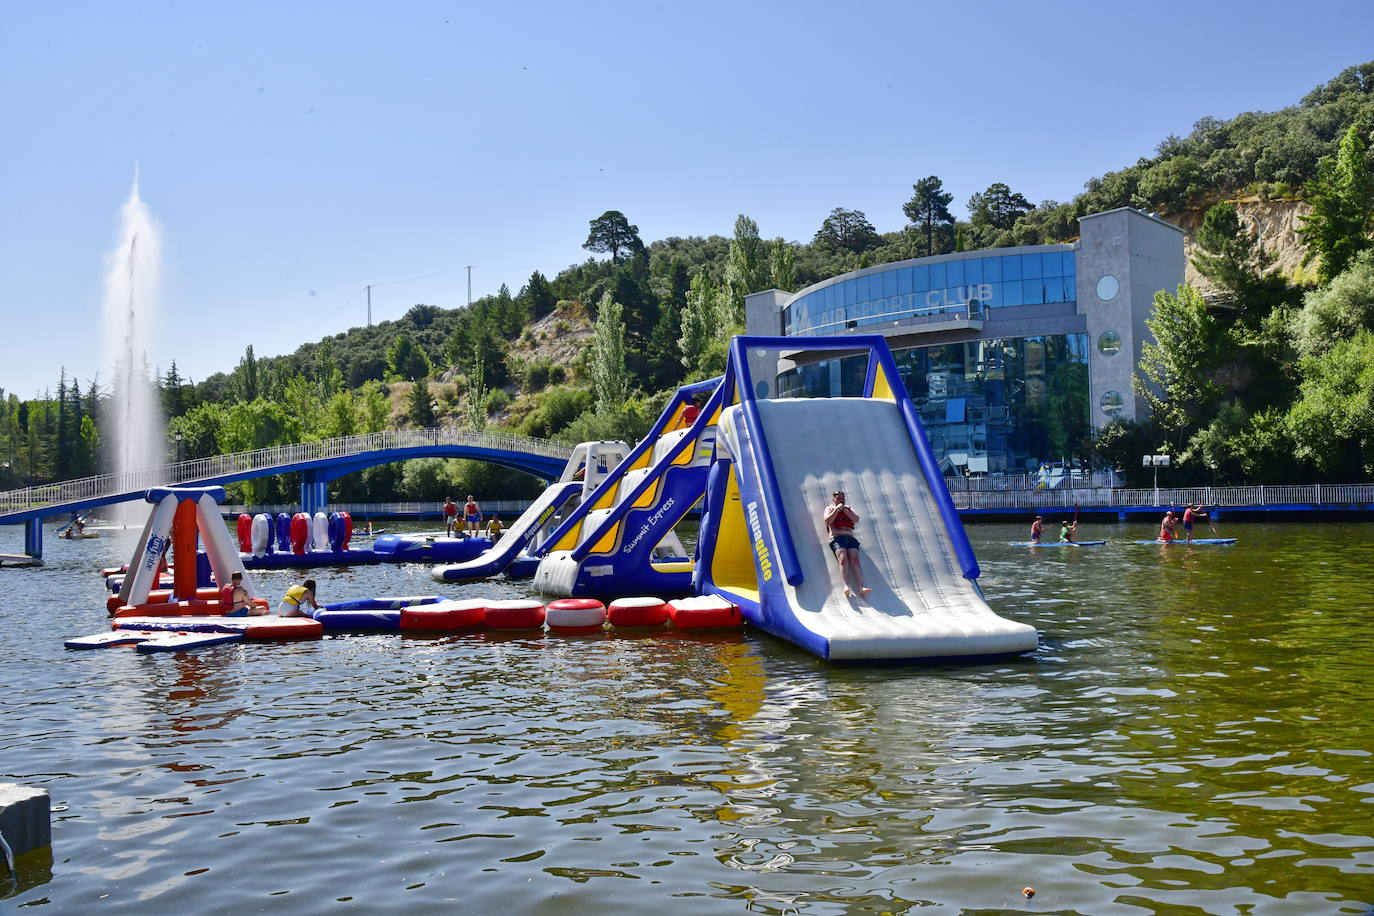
[366,284,372,326]
[466,266,472,307]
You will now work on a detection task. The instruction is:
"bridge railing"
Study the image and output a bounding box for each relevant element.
[0,428,572,515]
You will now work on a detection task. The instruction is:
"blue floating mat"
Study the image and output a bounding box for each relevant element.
[241,549,384,569]
[1008,540,1107,547]
[313,609,402,631]
[136,631,245,652]
[1133,538,1237,545]
[504,556,540,579]
[321,596,441,612]
[65,630,158,650]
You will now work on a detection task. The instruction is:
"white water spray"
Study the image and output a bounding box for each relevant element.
[102,175,165,506]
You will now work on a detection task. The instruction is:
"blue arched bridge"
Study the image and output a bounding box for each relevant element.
[0,428,572,559]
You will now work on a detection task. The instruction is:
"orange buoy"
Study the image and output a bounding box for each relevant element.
[400,599,486,631]
[546,598,606,633]
[607,596,669,628]
[484,598,546,630]
[667,596,743,629]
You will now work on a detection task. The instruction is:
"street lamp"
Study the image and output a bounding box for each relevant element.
[174,431,183,465]
[1142,453,1170,505]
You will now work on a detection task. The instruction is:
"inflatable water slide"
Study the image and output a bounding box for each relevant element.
[531,379,722,597]
[431,440,628,582]
[695,335,1039,661]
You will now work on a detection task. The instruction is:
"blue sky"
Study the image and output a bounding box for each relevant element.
[2,0,1371,398]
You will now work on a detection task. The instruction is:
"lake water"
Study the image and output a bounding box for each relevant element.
[2,519,1372,913]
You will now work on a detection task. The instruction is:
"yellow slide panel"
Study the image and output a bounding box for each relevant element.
[709,464,759,606]
[870,362,896,402]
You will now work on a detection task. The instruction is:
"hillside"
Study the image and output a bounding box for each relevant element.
[2,60,1371,497]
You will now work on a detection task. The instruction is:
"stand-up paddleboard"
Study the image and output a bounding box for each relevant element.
[1008,540,1107,547]
[1133,538,1237,545]
[136,631,244,652]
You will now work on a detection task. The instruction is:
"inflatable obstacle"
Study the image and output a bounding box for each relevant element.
[432,442,631,583]
[239,510,385,568]
[694,335,1039,661]
[531,380,719,598]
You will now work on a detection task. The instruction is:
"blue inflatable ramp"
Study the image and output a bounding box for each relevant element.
[696,335,1039,662]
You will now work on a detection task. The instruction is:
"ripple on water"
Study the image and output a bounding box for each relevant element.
[1,521,1374,911]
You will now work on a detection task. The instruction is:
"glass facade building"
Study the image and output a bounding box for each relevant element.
[783,248,1076,336]
[778,334,1090,475]
[752,209,1185,479]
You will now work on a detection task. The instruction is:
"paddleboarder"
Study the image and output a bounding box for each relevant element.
[1030,515,1045,544]
[1159,510,1178,543]
[1059,520,1077,543]
[1182,504,1210,544]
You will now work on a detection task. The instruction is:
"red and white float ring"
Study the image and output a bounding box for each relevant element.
[546,598,606,632]
[484,598,546,629]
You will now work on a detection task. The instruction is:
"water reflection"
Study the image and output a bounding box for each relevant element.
[1,521,1372,911]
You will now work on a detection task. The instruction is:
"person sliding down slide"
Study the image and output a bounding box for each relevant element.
[823,490,872,599]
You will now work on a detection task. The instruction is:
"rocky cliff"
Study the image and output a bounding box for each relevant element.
[1163,197,1312,293]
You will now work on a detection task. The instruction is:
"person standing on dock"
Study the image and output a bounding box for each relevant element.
[463,495,482,538]
[442,497,458,536]
[823,490,872,599]
[1030,516,1045,544]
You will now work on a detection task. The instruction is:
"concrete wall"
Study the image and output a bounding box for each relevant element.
[743,289,789,397]
[1076,208,1185,426]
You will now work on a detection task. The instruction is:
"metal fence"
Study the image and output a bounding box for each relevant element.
[0,428,572,515]
[956,484,1374,510]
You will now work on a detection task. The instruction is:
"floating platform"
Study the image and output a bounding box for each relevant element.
[0,553,42,567]
[1133,538,1237,546]
[240,549,383,569]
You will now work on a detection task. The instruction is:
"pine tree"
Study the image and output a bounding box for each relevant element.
[407,377,436,428]
[724,215,767,326]
[770,238,796,292]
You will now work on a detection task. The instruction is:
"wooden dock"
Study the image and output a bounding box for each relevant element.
[0,552,42,567]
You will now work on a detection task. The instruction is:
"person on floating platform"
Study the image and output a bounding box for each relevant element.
[823,490,872,599]
[1182,504,1209,544]
[224,571,252,617]
[1030,515,1045,544]
[1060,520,1077,543]
[276,579,319,617]
[486,515,503,541]
[1159,510,1178,543]
[463,494,482,538]
[442,496,458,536]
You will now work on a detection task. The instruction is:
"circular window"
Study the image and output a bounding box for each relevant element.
[1100,390,1125,416]
[755,379,770,399]
[1098,331,1122,355]
[1096,274,1120,301]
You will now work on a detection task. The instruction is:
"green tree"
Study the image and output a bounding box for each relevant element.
[813,208,881,252]
[407,377,436,428]
[358,381,390,432]
[770,238,796,292]
[523,270,557,320]
[723,214,768,326]
[1299,125,1374,281]
[680,270,721,374]
[903,176,954,256]
[232,345,259,402]
[583,210,643,264]
[967,182,1034,231]
[1292,249,1374,356]
[589,291,628,411]
[1287,330,1374,477]
[1135,285,1230,445]
[387,332,432,382]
